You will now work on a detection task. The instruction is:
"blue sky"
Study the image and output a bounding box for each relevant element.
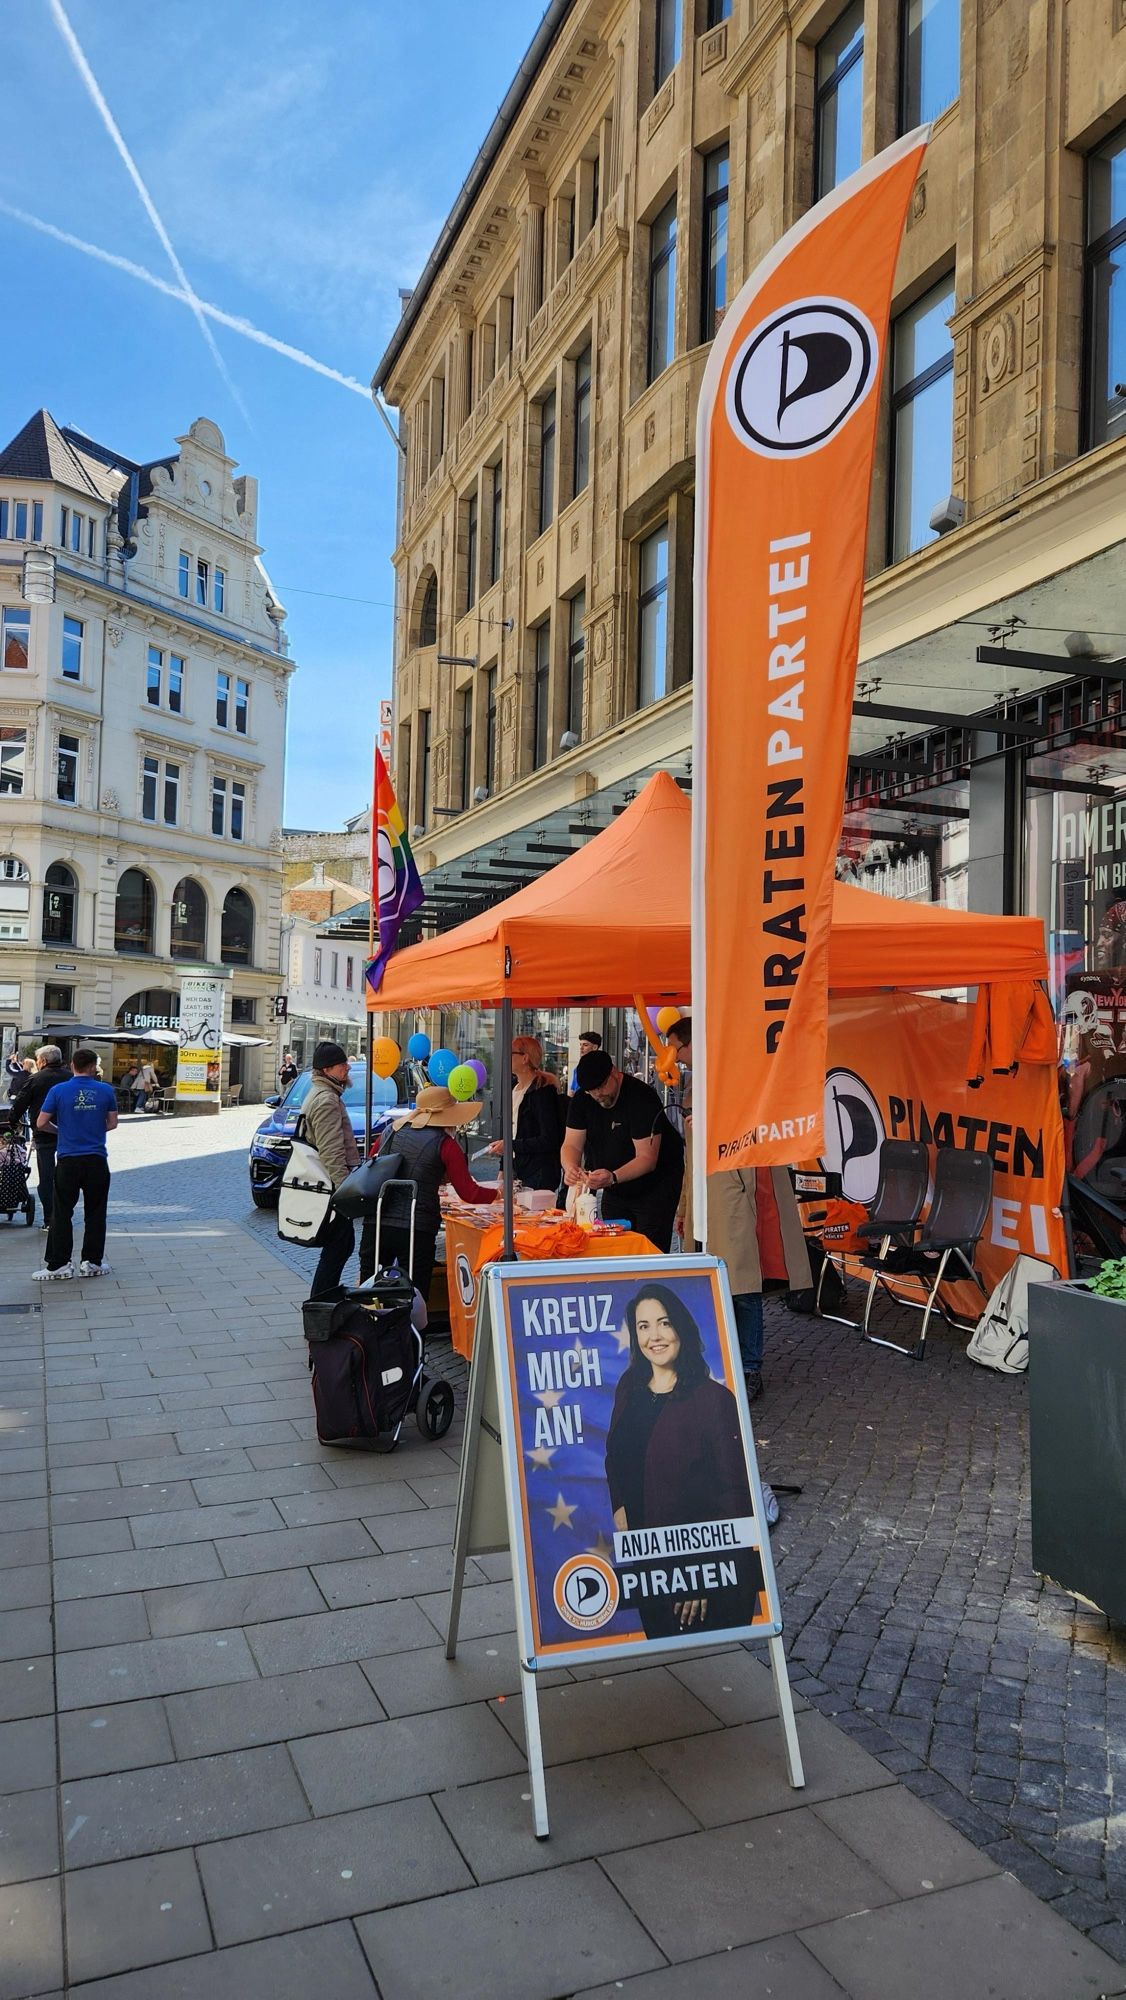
[1,0,540,826]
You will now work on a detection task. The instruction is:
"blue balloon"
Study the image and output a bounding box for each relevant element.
[407,1032,432,1060]
[428,1047,456,1085]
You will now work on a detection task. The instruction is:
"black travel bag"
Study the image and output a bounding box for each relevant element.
[302,1288,423,1452]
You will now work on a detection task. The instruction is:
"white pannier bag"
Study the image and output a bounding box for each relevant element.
[278,1117,334,1246]
[966,1254,1060,1375]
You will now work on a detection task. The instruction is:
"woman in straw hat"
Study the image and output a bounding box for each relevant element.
[359,1084,497,1297]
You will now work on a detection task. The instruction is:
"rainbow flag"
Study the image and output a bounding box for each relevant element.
[366,746,424,994]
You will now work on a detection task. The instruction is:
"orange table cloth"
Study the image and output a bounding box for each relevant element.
[442,1208,660,1359]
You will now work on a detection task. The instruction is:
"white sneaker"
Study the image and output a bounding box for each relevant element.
[32,1261,76,1282]
[79,1260,111,1277]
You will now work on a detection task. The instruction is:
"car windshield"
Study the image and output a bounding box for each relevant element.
[281,1064,387,1112]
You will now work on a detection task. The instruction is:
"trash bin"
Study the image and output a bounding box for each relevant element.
[1028,1279,1126,1625]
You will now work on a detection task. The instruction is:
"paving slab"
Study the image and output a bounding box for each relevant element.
[54,1592,151,1652]
[197,1795,472,1945]
[0,1656,54,1721]
[244,1597,436,1674]
[0,1714,56,1793]
[0,1784,59,1886]
[801,1870,1126,1998]
[58,1698,176,1780]
[360,1633,570,1718]
[571,1935,852,2000]
[641,1705,896,1826]
[66,1919,379,2000]
[0,1876,62,2000]
[814,1784,1000,1898]
[143,1565,326,1637]
[64,1848,213,1985]
[55,1628,259,1708]
[52,1543,224,1600]
[0,1602,52,1660]
[130,1499,285,1546]
[59,1743,309,1866]
[310,1543,459,1607]
[603,1807,899,1962]
[212,1519,378,1576]
[355,1859,665,2000]
[494,1665,724,1765]
[164,1661,384,1758]
[435,1747,698,1880]
[289,1701,526,1813]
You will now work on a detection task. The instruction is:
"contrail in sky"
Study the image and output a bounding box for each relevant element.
[47,0,249,421]
[0,198,371,401]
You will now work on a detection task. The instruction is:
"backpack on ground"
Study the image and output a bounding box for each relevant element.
[302,1288,423,1452]
[278,1115,334,1245]
[966,1254,1060,1375]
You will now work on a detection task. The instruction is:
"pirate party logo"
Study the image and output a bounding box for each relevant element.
[821,1068,886,1203]
[726,298,878,458]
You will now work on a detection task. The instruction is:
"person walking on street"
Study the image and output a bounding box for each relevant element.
[133,1059,159,1114]
[33,1048,118,1280]
[304,1042,360,1298]
[7,1045,66,1231]
[563,1049,684,1251]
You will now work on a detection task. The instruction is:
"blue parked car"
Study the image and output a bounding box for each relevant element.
[248,1061,398,1208]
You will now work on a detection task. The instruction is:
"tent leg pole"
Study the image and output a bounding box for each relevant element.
[500,997,515,1259]
[364,1012,374,1155]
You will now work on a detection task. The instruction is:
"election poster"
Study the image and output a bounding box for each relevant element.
[489,1258,779,1663]
[174,974,225,1100]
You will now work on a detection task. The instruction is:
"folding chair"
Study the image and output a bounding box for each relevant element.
[224,1083,243,1108]
[863,1146,994,1360]
[813,1139,929,1326]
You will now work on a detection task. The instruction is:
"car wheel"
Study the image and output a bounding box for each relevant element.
[251,1188,278,1210]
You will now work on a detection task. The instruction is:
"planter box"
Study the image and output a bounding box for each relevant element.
[1029,1279,1126,1626]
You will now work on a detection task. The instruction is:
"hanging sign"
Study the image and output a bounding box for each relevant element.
[693,131,928,1197]
[447,1255,803,1835]
[175,975,224,1098]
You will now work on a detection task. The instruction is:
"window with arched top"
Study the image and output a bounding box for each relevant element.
[417,569,438,649]
[0,856,31,941]
[220,886,254,966]
[170,878,208,961]
[43,862,77,945]
[114,868,155,955]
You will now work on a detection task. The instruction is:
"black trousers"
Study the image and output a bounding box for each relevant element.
[310,1210,355,1298]
[47,1155,110,1270]
[34,1141,56,1227]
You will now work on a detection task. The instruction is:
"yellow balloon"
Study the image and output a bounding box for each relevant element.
[372,1036,401,1079]
[656,1006,682,1035]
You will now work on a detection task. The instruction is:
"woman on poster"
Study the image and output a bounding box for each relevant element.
[604,1283,763,1641]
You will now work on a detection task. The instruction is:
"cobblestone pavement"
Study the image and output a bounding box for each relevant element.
[2,1105,1123,1985]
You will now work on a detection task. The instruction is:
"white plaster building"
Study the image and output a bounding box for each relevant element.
[281,909,368,1068]
[0,411,294,1101]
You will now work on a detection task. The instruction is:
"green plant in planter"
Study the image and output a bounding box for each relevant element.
[1090,1256,1126,1299]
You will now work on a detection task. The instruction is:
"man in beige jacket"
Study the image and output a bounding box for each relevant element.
[305,1042,360,1298]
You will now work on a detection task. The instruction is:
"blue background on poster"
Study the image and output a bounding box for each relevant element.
[507,1268,742,1650]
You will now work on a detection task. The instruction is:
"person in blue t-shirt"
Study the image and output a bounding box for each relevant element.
[33,1048,118,1281]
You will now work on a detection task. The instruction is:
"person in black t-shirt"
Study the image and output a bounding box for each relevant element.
[563,1050,684,1251]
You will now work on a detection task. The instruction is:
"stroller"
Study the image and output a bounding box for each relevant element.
[301,1179,454,1452]
[0,1129,36,1227]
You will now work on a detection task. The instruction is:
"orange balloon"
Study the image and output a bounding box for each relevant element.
[372,1036,401,1079]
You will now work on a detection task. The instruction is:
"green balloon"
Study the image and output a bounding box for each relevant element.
[447,1063,478,1102]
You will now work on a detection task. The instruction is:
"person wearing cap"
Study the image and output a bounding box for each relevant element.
[485,1034,565,1190]
[569,1028,602,1095]
[563,1050,684,1251]
[305,1042,360,1299]
[360,1084,496,1298]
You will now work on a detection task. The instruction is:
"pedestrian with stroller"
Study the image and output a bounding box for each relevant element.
[133,1059,160,1114]
[7,1045,65,1230]
[33,1048,118,1280]
[305,1042,360,1299]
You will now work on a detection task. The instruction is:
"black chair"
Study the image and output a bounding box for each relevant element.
[862,1147,994,1359]
[814,1139,930,1325]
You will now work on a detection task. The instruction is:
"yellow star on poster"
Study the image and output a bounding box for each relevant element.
[547,1492,577,1531]
[536,1388,564,1409]
[586,1531,613,1560]
[526,1445,556,1470]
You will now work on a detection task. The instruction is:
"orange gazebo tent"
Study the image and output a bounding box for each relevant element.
[369,771,1048,1009]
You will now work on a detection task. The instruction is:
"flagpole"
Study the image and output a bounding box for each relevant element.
[365,742,378,1154]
